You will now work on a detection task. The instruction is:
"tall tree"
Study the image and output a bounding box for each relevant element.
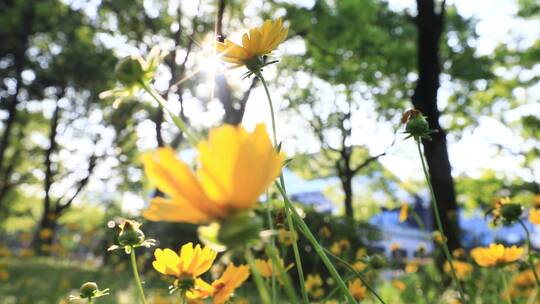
[411,0,461,251]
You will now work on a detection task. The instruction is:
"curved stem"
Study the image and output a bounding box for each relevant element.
[415,140,466,303]
[245,248,272,304]
[140,82,199,147]
[518,219,540,288]
[256,72,309,303]
[276,182,357,304]
[130,250,148,304]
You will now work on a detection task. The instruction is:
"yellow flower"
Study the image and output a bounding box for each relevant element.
[471,243,523,267]
[191,263,250,304]
[330,239,351,256]
[277,229,296,246]
[353,261,367,272]
[452,248,466,259]
[254,258,292,279]
[392,280,406,291]
[405,260,419,273]
[355,247,367,259]
[152,243,217,278]
[529,208,540,225]
[216,19,288,67]
[142,124,283,224]
[0,269,9,281]
[432,231,447,245]
[305,274,324,298]
[444,261,473,280]
[319,226,331,238]
[39,228,54,240]
[348,278,367,301]
[390,242,401,252]
[399,203,408,222]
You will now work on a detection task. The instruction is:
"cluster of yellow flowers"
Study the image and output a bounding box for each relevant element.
[152,243,249,303]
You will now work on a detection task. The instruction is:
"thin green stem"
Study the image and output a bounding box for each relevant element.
[265,191,277,303]
[501,271,512,304]
[140,82,199,147]
[518,219,540,288]
[415,140,466,303]
[255,72,278,145]
[322,247,386,304]
[266,245,300,304]
[130,250,148,304]
[88,298,93,304]
[411,210,426,231]
[245,248,272,304]
[256,71,309,303]
[276,182,357,304]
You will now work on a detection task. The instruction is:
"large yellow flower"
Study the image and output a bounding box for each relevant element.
[191,264,250,304]
[216,19,288,67]
[142,124,283,224]
[471,243,523,267]
[152,243,217,278]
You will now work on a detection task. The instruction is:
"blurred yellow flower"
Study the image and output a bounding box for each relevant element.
[392,280,406,291]
[216,19,288,67]
[432,231,447,245]
[353,261,367,272]
[356,247,367,259]
[405,260,419,273]
[330,239,350,256]
[348,278,367,301]
[305,274,324,298]
[254,258,292,279]
[529,208,540,225]
[39,228,54,240]
[399,203,408,222]
[444,261,473,280]
[152,243,217,278]
[142,124,283,224]
[191,263,250,304]
[390,242,401,252]
[319,226,331,238]
[277,229,296,246]
[471,244,523,267]
[452,248,466,259]
[533,195,540,207]
[0,269,9,281]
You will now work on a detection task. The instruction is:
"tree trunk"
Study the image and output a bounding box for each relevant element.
[342,175,354,218]
[0,2,34,208]
[33,97,62,255]
[413,0,460,251]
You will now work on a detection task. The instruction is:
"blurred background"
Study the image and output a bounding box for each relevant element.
[0,0,539,303]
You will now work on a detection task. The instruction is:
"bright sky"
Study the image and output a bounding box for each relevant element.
[57,0,540,211]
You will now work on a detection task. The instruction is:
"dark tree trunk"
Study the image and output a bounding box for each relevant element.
[33,98,62,254]
[0,2,34,208]
[342,175,354,218]
[413,0,460,251]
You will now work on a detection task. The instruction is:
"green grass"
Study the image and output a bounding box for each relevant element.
[0,257,171,304]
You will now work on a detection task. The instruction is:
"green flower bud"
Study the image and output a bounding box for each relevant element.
[117,220,145,247]
[500,203,523,225]
[79,282,98,298]
[406,114,430,138]
[369,254,386,269]
[218,211,263,249]
[114,56,145,87]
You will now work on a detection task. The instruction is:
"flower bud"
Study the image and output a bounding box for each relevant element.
[218,211,263,249]
[117,220,145,247]
[402,109,435,140]
[369,254,386,269]
[79,282,98,298]
[114,56,145,87]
